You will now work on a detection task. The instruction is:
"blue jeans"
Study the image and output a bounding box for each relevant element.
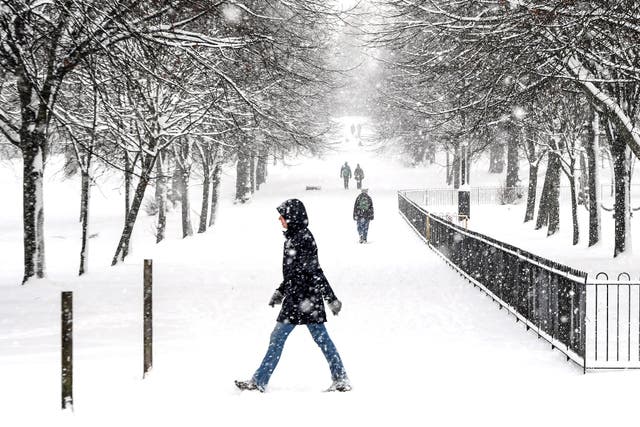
[356,218,370,241]
[252,322,348,389]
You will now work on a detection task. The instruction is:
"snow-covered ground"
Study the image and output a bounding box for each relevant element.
[2,118,640,426]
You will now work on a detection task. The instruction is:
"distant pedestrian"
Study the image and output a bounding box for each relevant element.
[340,162,352,189]
[354,164,364,189]
[353,189,374,243]
[235,199,351,393]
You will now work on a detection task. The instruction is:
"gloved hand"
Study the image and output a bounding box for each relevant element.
[269,290,283,307]
[328,299,342,316]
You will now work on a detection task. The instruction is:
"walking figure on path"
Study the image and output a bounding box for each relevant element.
[235,199,351,393]
[340,162,352,189]
[354,164,364,189]
[353,189,374,243]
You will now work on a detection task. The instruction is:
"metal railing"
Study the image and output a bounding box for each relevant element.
[398,190,640,371]
[404,184,640,208]
[402,186,528,207]
[586,274,640,369]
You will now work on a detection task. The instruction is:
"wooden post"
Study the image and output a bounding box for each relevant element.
[143,259,153,378]
[61,291,73,410]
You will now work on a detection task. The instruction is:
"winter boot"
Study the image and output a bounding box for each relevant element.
[326,378,352,392]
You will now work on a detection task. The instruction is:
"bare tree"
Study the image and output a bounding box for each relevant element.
[0,0,251,283]
[583,108,602,247]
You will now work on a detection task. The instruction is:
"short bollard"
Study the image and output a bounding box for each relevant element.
[61,291,73,410]
[143,259,153,378]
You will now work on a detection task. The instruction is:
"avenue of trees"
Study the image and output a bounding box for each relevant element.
[3,1,638,285]
[368,0,640,257]
[0,1,342,284]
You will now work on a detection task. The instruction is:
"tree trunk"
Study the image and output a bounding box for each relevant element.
[180,167,193,238]
[569,175,579,245]
[535,153,553,230]
[535,164,551,230]
[263,148,269,181]
[452,150,460,189]
[610,125,631,257]
[578,152,588,206]
[606,148,615,197]
[155,152,167,243]
[466,152,471,185]
[198,161,210,234]
[249,148,256,194]
[112,154,156,265]
[460,145,468,186]
[124,150,132,223]
[506,125,520,189]
[585,109,601,247]
[489,143,505,173]
[209,161,222,227]
[79,169,91,275]
[524,163,538,223]
[446,150,451,185]
[546,152,561,237]
[256,147,267,190]
[21,140,46,284]
[235,141,251,203]
[123,151,137,259]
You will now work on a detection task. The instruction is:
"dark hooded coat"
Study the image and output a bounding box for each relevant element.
[353,192,374,220]
[275,199,337,324]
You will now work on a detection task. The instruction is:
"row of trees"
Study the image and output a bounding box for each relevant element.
[0,1,343,284]
[368,0,640,257]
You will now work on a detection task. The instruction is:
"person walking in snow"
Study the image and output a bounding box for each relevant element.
[353,189,374,243]
[340,161,352,189]
[235,199,351,393]
[354,164,364,190]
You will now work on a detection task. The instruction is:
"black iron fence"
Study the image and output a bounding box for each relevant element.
[403,184,640,208]
[586,275,640,368]
[398,191,640,371]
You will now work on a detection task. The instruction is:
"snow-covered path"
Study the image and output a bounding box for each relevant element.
[2,126,640,426]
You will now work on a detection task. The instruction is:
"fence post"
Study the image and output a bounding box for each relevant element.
[143,259,153,378]
[61,291,73,410]
[426,216,431,243]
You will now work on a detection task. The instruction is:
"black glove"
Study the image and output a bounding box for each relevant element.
[269,290,283,307]
[328,299,342,316]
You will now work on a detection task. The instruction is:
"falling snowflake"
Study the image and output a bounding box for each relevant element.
[222,4,242,24]
[512,106,526,120]
[300,299,313,313]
